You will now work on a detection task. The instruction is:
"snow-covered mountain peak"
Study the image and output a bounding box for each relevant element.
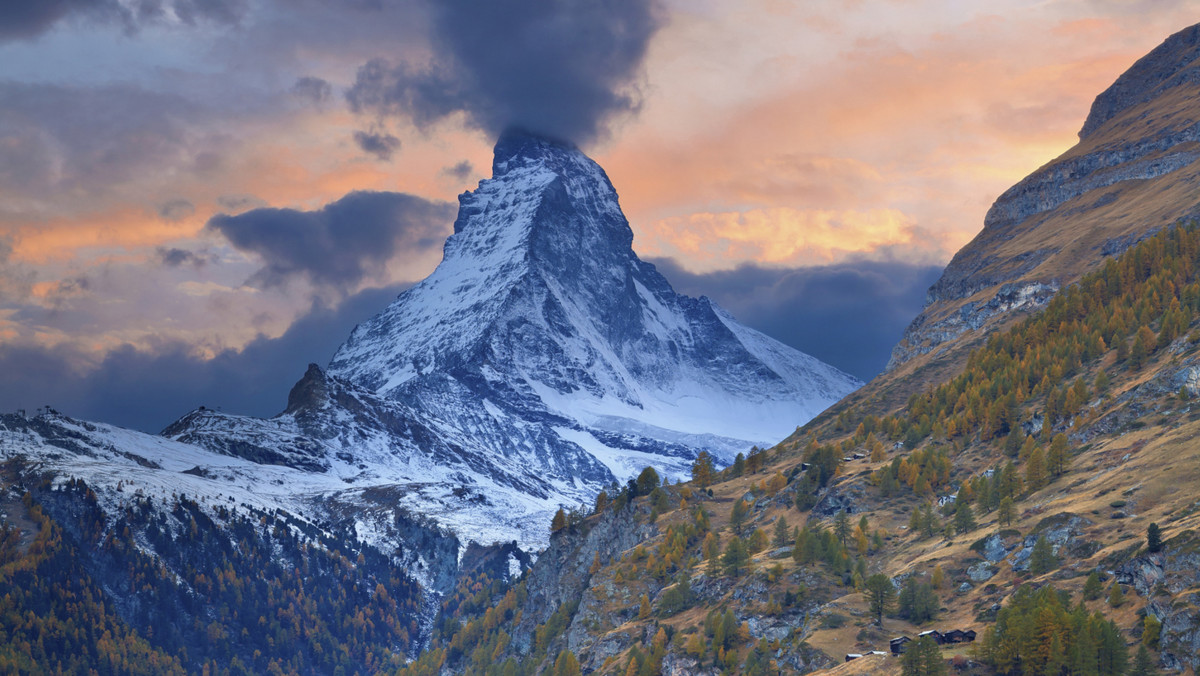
[329,131,633,392]
[327,131,860,466]
[27,132,860,553]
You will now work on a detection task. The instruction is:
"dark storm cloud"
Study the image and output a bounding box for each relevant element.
[0,285,409,432]
[207,190,453,290]
[0,0,116,41]
[345,0,664,145]
[649,259,943,381]
[156,246,208,267]
[441,160,474,181]
[352,129,401,160]
[216,194,267,211]
[0,0,248,41]
[292,76,333,105]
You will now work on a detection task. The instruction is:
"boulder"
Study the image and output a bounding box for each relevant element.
[968,562,997,582]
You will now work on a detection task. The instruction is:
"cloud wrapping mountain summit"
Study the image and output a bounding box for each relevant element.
[346,0,664,145]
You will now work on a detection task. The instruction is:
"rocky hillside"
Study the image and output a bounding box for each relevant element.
[889,23,1200,376]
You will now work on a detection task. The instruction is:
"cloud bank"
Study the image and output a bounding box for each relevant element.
[346,0,664,145]
[0,0,249,42]
[0,285,409,432]
[207,190,453,291]
[651,259,942,380]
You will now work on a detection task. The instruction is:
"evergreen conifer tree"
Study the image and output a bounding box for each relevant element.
[1047,433,1070,477]
[1108,582,1125,608]
[953,499,976,534]
[998,496,1016,526]
[773,516,790,549]
[722,536,749,577]
[731,453,746,477]
[730,499,749,535]
[1147,522,1163,553]
[1132,645,1157,676]
[834,509,852,549]
[864,573,895,625]
[1029,535,1057,575]
[1083,571,1103,600]
[901,636,946,676]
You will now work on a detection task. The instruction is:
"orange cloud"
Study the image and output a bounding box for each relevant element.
[637,207,962,273]
[599,5,1200,274]
[11,207,198,264]
[4,107,487,270]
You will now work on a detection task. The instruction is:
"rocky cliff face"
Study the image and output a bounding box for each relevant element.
[1080,24,1200,141]
[1116,531,1200,672]
[889,22,1200,371]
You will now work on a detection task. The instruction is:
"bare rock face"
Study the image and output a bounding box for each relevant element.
[1080,24,1200,140]
[889,22,1200,373]
[967,562,996,583]
[506,500,659,660]
[1115,531,1200,671]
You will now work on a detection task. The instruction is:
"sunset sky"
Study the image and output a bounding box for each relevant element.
[2,0,1197,430]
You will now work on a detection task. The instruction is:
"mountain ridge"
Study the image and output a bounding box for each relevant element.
[888,22,1200,377]
[0,129,859,604]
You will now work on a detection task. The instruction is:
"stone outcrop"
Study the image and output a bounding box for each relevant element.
[1008,513,1093,571]
[1080,24,1200,140]
[506,501,659,660]
[1115,531,1200,671]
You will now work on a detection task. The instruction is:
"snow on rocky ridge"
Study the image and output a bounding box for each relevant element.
[325,130,860,490]
[1,130,859,556]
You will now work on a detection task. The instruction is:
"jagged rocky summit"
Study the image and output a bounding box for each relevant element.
[327,131,859,491]
[4,130,859,553]
[889,23,1200,371]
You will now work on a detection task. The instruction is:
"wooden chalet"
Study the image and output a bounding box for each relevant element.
[943,629,977,644]
[917,629,945,645]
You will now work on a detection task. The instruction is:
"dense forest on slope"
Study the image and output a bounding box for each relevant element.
[0,464,425,675]
[395,225,1200,674]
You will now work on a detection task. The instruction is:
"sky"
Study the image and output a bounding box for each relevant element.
[1,0,1198,431]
